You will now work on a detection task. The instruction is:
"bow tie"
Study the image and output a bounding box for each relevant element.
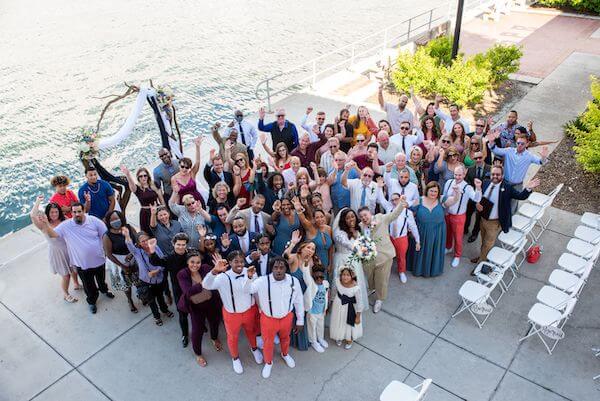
[235,274,245,279]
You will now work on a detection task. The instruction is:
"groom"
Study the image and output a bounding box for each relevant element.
[357,195,407,313]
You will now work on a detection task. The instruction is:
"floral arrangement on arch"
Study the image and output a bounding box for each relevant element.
[347,235,378,264]
[77,127,100,160]
[156,85,174,109]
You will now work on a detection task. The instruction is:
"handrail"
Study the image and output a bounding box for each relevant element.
[255,0,498,111]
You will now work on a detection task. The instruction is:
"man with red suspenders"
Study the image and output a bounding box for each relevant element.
[244,256,304,379]
[203,251,263,374]
[442,165,482,268]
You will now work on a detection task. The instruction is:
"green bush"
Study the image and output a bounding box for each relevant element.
[390,37,520,107]
[537,0,600,15]
[566,76,600,173]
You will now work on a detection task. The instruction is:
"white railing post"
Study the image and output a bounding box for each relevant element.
[407,17,412,41]
[311,60,317,89]
[350,44,355,68]
[265,79,272,113]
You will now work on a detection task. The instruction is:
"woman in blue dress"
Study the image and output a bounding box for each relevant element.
[411,181,459,277]
[294,203,334,280]
[272,198,300,255]
[284,231,324,351]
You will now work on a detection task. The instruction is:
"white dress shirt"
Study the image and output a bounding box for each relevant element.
[244,273,304,324]
[224,120,258,149]
[389,129,424,155]
[282,167,309,187]
[377,142,402,164]
[237,230,251,254]
[442,179,482,215]
[375,187,420,241]
[300,114,325,142]
[250,212,264,233]
[346,179,377,213]
[435,109,471,134]
[484,183,500,220]
[383,172,420,207]
[203,268,255,313]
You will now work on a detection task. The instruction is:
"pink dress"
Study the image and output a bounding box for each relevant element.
[177,176,205,208]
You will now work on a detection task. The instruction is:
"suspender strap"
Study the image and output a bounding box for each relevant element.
[288,278,294,312]
[399,209,409,236]
[267,274,273,316]
[225,274,236,313]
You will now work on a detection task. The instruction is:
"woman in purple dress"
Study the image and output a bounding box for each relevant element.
[121,165,165,233]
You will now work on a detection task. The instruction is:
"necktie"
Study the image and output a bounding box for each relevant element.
[402,136,407,155]
[238,122,246,146]
[254,214,260,232]
[485,184,496,199]
[400,182,407,195]
[360,186,367,207]
[476,167,482,179]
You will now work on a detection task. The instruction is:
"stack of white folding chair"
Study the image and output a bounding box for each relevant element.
[519,213,600,354]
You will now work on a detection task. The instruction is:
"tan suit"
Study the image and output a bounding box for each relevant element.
[360,203,405,301]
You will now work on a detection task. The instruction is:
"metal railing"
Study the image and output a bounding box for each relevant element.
[255,0,498,111]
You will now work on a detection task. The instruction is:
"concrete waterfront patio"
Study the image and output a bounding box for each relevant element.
[1,206,599,401]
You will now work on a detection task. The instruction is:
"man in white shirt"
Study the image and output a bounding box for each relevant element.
[319,137,340,174]
[376,131,401,164]
[203,251,264,374]
[282,156,307,187]
[442,166,482,267]
[300,106,326,142]
[378,84,415,133]
[383,166,419,207]
[245,257,304,379]
[389,121,424,156]
[225,110,258,160]
[375,184,420,283]
[434,96,471,135]
[341,162,377,213]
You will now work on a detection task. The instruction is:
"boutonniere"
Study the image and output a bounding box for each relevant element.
[500,187,505,192]
[370,187,375,195]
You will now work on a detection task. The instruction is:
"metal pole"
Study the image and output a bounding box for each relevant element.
[407,18,412,41]
[451,0,465,59]
[312,60,317,88]
[266,79,272,113]
[428,8,434,30]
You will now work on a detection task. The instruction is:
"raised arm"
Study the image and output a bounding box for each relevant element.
[410,87,426,116]
[341,161,356,189]
[29,195,46,231]
[120,164,138,193]
[378,83,385,109]
[191,136,203,178]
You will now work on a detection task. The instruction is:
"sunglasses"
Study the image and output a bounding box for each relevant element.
[475,156,483,160]
[516,141,526,146]
[179,165,191,169]
[363,174,373,178]
[276,114,285,117]
[441,140,450,143]
[159,153,170,158]
[184,202,195,207]
[357,139,365,143]
[313,275,325,280]
[137,174,148,178]
[476,124,485,128]
[235,158,245,163]
[317,117,325,121]
[449,154,458,157]
[400,127,410,131]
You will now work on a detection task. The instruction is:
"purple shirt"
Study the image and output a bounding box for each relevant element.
[54,215,106,269]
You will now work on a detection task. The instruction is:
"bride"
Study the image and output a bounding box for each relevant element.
[332,208,369,311]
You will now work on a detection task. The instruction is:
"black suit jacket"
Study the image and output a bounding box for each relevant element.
[481,179,531,233]
[222,231,259,258]
[466,164,491,186]
[247,251,278,277]
[203,164,234,193]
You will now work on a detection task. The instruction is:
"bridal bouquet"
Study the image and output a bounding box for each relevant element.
[77,127,100,160]
[347,235,378,264]
[156,85,174,108]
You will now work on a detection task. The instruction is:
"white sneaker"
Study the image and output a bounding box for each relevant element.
[400,272,407,283]
[281,353,296,368]
[318,338,329,349]
[445,248,453,255]
[373,300,383,313]
[232,358,243,374]
[451,257,460,268]
[274,334,280,345]
[336,340,343,347]
[311,342,325,353]
[344,342,353,350]
[262,363,272,379]
[252,348,264,364]
[256,335,264,349]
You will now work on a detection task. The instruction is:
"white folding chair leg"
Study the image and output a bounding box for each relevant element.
[519,321,563,355]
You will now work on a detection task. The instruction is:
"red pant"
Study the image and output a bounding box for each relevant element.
[445,213,467,257]
[391,236,409,273]
[222,305,259,359]
[260,312,293,364]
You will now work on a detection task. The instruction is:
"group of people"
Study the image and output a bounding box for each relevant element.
[30,89,548,378]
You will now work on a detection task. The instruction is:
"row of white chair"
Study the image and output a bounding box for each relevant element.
[519,213,600,354]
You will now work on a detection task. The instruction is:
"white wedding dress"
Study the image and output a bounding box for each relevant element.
[332,209,369,312]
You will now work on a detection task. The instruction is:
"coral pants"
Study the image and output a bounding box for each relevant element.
[391,236,409,273]
[260,312,294,364]
[222,305,259,359]
[445,213,467,257]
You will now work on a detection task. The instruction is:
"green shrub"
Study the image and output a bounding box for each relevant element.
[566,76,600,173]
[424,36,454,67]
[391,47,440,95]
[483,44,523,83]
[537,0,600,15]
[442,56,491,107]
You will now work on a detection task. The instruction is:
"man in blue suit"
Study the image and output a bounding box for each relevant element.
[221,216,258,259]
[470,165,540,264]
[245,234,278,277]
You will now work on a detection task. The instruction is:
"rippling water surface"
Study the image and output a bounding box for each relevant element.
[0,0,442,236]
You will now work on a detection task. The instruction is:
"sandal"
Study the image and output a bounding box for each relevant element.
[73,285,83,291]
[63,294,78,303]
[196,355,207,367]
[212,339,223,351]
[164,311,174,318]
[130,304,138,313]
[155,318,163,326]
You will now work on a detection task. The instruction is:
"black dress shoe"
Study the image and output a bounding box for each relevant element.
[89,304,97,314]
[182,335,189,348]
[468,234,478,243]
[105,292,115,299]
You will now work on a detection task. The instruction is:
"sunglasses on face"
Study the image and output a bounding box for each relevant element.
[449,154,458,157]
[313,275,325,280]
[235,158,245,163]
[363,174,373,178]
[276,114,285,118]
[357,139,365,143]
[137,174,148,178]
[441,140,450,143]
[180,165,190,169]
[516,141,526,146]
[476,124,485,128]
[317,117,325,121]
[475,156,483,160]
[185,202,195,207]
[400,127,410,131]
[159,154,170,158]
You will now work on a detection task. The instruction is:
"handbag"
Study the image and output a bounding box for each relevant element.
[136,281,153,304]
[189,289,212,304]
[527,246,542,264]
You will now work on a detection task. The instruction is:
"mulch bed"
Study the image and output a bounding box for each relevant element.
[535,135,600,214]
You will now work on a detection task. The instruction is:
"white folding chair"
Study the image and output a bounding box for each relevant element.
[574,225,600,245]
[452,280,498,328]
[566,239,600,261]
[516,203,548,241]
[548,268,590,297]
[498,222,534,255]
[557,252,589,275]
[581,212,600,230]
[511,214,539,244]
[486,246,520,288]
[527,183,563,208]
[519,298,577,354]
[536,284,581,311]
[472,261,506,304]
[380,378,432,401]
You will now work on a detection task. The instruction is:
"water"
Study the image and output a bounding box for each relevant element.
[0,0,443,237]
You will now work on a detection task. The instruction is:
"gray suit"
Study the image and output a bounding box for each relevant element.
[227,205,272,234]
